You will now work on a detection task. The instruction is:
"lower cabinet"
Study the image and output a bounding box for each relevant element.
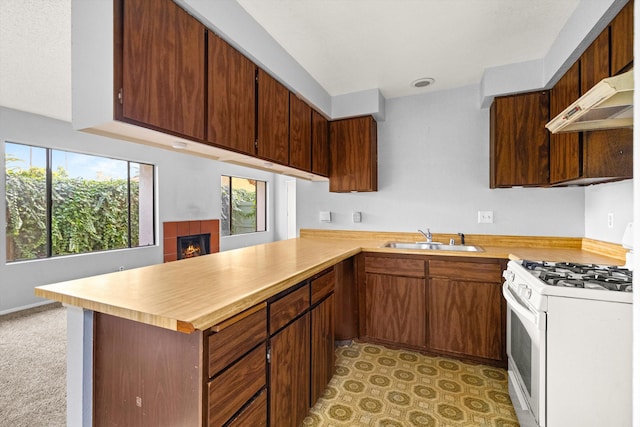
[226,390,267,427]
[428,260,506,364]
[359,254,506,367]
[268,268,336,427]
[93,303,268,427]
[361,255,427,349]
[311,293,335,404]
[270,312,311,427]
[93,268,337,427]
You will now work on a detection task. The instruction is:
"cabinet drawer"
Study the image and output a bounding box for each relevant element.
[208,304,267,378]
[311,268,335,305]
[428,260,501,282]
[207,344,266,427]
[365,256,425,278]
[269,284,310,335]
[226,389,267,427]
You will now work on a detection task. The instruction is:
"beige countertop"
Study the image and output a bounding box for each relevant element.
[35,229,626,334]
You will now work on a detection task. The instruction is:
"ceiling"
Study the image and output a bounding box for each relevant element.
[235,0,580,99]
[0,0,580,122]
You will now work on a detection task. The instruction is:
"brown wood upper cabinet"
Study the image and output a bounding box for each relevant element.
[312,110,330,177]
[257,69,290,165]
[550,62,632,184]
[207,33,256,155]
[549,4,633,186]
[330,116,378,192]
[117,0,205,141]
[289,93,312,171]
[490,91,550,188]
[550,62,582,184]
[580,29,610,94]
[610,0,634,76]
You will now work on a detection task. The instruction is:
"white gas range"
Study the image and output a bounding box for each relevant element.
[502,259,632,427]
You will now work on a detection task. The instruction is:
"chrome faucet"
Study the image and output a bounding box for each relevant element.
[458,232,465,245]
[418,228,432,242]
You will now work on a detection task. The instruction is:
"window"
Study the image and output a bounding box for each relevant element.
[5,142,155,262]
[221,176,266,236]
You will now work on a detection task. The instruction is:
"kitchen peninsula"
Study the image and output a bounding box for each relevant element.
[35,230,626,426]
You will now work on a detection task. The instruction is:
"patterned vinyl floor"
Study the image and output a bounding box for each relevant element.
[303,341,520,427]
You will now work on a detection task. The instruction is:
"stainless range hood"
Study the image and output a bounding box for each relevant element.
[546,69,633,133]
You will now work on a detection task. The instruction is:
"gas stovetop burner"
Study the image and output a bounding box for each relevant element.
[521,260,633,292]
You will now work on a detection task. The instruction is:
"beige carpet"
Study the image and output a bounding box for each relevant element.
[304,341,519,427]
[0,303,66,427]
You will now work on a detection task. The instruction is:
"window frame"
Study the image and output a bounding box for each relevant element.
[4,141,156,262]
[221,175,267,237]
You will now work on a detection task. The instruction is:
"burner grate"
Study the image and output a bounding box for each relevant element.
[521,260,633,292]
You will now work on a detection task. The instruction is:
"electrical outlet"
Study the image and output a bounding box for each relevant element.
[352,211,362,223]
[607,213,614,228]
[478,211,494,224]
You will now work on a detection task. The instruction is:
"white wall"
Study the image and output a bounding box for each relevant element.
[297,84,587,237]
[0,107,280,313]
[585,180,633,243]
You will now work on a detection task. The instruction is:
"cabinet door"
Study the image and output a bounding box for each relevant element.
[364,274,426,348]
[289,93,312,171]
[611,0,634,75]
[330,116,378,192]
[428,279,503,362]
[311,110,330,177]
[581,29,610,94]
[490,91,550,188]
[207,33,256,155]
[257,69,289,164]
[583,128,633,179]
[311,294,335,406]
[270,313,310,427]
[549,61,581,184]
[120,0,205,140]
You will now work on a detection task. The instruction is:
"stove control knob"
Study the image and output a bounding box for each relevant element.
[524,287,532,299]
[503,270,515,282]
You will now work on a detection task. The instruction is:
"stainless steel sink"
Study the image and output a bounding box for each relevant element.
[382,242,484,252]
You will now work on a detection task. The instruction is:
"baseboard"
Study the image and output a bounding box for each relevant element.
[0,300,62,316]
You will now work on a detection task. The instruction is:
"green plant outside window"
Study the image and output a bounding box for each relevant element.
[5,142,155,262]
[221,176,266,236]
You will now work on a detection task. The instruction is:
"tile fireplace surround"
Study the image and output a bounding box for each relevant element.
[163,220,220,262]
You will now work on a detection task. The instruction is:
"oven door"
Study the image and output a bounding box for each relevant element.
[502,282,546,427]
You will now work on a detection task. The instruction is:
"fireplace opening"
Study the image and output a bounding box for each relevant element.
[177,233,211,260]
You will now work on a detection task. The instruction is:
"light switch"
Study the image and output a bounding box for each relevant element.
[319,211,332,222]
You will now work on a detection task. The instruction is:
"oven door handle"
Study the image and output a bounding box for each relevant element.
[502,282,537,326]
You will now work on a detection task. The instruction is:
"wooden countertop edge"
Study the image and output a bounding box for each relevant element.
[34,287,181,331]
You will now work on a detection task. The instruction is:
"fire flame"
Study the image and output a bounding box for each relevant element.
[183,244,201,258]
